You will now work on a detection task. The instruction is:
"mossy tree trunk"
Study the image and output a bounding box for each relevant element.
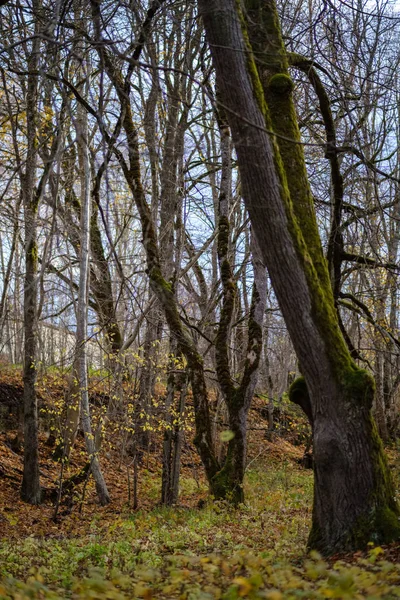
[211,105,267,503]
[286,52,364,360]
[210,255,266,505]
[161,342,176,506]
[157,47,190,499]
[199,0,400,554]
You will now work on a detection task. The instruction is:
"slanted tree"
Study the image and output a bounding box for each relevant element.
[87,0,266,503]
[199,0,400,554]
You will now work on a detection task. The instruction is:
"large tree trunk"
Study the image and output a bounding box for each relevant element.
[199,0,400,554]
[310,397,396,550]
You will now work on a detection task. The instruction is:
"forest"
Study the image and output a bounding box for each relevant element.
[2,0,400,597]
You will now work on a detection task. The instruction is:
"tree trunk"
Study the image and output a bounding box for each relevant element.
[137,307,161,451]
[199,0,400,554]
[171,375,187,504]
[54,361,81,461]
[21,9,41,505]
[211,232,266,503]
[75,74,109,506]
[209,98,267,503]
[161,347,176,506]
[310,397,397,550]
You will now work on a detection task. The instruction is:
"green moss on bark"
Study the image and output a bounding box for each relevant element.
[309,407,400,554]
[240,0,353,379]
[30,241,38,270]
[342,368,375,410]
[236,0,269,116]
[373,506,400,542]
[210,443,244,505]
[341,500,400,550]
[289,376,307,401]
[369,418,400,532]
[268,73,294,94]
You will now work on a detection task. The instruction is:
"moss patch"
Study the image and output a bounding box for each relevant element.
[268,73,294,95]
[342,368,375,410]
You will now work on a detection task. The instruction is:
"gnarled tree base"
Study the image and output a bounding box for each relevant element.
[309,370,400,555]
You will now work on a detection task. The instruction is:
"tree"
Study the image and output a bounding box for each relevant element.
[73,14,110,504]
[20,0,42,504]
[199,0,400,554]
[86,0,267,503]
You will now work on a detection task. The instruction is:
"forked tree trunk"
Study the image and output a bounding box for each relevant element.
[204,99,267,503]
[211,139,267,501]
[199,0,400,554]
[210,237,266,504]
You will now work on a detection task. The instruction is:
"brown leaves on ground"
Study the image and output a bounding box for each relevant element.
[0,368,308,543]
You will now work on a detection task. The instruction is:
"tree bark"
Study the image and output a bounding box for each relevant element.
[75,72,110,506]
[203,99,267,503]
[199,0,400,554]
[21,7,41,504]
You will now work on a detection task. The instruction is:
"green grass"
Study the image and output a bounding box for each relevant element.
[1,462,400,598]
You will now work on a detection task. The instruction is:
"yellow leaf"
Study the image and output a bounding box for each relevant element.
[233,576,252,596]
[265,592,283,600]
[220,430,235,442]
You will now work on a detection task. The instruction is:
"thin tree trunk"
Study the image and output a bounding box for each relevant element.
[76,79,110,506]
[171,374,188,504]
[137,309,161,451]
[211,234,266,502]
[209,102,267,503]
[161,344,176,506]
[21,7,41,504]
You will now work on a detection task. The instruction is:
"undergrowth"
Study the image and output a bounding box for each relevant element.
[1,460,400,598]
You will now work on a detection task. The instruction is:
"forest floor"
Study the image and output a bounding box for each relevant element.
[1,368,400,598]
